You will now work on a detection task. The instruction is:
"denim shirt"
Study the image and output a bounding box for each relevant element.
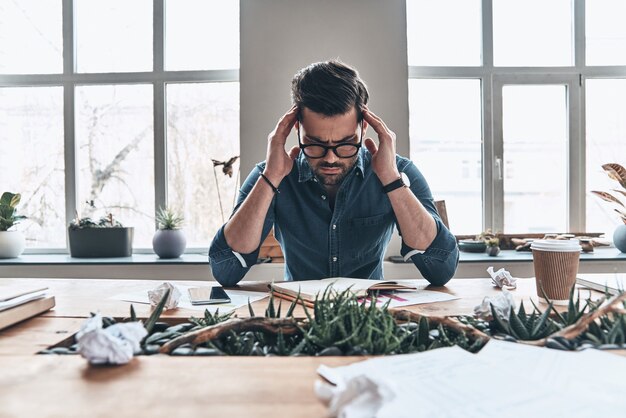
[209,148,459,287]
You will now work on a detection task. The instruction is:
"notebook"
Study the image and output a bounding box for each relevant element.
[575,274,626,296]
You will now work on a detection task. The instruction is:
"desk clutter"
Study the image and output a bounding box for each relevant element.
[0,285,55,330]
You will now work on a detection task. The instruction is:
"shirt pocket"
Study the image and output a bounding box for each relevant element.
[346,212,393,260]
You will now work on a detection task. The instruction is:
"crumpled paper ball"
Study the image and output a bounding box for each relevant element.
[474,289,516,321]
[487,266,518,289]
[315,374,395,418]
[147,282,181,310]
[76,314,147,365]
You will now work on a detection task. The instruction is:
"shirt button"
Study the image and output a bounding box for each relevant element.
[332,224,337,230]
[332,256,338,262]
[313,178,318,182]
[321,195,327,200]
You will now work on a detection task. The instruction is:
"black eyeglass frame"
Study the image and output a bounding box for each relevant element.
[297,121,364,159]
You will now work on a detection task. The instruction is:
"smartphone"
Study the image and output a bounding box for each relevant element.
[188,286,231,305]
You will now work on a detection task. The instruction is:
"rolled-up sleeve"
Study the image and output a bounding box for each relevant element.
[396,159,460,286]
[209,163,275,287]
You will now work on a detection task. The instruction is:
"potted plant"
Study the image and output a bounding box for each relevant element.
[152,207,186,258]
[68,211,134,258]
[0,192,27,258]
[591,163,626,252]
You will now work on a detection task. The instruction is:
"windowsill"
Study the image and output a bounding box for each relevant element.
[2,248,624,265]
[1,248,624,281]
[0,253,210,265]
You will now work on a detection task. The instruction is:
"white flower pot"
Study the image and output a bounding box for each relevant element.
[0,230,26,258]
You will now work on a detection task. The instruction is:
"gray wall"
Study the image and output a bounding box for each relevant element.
[240,0,409,177]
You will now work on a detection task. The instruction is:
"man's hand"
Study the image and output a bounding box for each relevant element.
[263,105,301,185]
[362,107,401,185]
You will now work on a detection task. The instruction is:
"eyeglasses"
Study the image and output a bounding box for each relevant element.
[298,122,363,159]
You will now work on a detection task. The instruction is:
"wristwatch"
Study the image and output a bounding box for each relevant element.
[382,173,410,193]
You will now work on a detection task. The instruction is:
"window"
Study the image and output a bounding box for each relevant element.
[0,1,239,253]
[408,79,482,234]
[407,0,626,238]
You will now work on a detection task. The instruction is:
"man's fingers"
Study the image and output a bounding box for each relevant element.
[362,108,391,139]
[274,105,299,138]
[288,145,300,160]
[364,138,378,155]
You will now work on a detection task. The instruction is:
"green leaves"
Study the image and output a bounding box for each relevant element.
[489,301,558,341]
[143,288,171,334]
[155,206,184,230]
[0,192,26,231]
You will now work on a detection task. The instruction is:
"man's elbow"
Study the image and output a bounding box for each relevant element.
[424,251,459,287]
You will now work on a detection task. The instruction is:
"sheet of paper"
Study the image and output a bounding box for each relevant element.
[477,339,626,405]
[319,342,626,417]
[111,285,267,313]
[360,289,458,308]
[0,290,47,312]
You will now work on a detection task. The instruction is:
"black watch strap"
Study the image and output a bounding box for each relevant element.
[382,178,406,193]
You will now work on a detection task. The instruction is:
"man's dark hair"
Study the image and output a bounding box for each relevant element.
[291,60,369,122]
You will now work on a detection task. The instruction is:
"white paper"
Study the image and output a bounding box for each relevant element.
[76,314,147,365]
[147,282,181,309]
[318,342,626,417]
[487,266,517,289]
[112,285,268,313]
[473,289,516,320]
[0,290,47,312]
[315,375,395,418]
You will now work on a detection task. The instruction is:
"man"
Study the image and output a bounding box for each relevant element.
[209,60,459,286]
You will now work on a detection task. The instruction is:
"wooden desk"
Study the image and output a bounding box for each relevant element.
[0,277,601,416]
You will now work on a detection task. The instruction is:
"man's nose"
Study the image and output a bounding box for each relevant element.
[323,148,339,164]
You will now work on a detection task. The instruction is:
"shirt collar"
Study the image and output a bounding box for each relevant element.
[297,147,366,183]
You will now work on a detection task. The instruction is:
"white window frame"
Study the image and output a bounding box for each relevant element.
[408,0,626,234]
[0,0,239,254]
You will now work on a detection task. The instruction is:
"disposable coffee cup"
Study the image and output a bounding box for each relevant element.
[531,239,581,306]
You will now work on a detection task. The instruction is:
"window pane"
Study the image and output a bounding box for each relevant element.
[493,0,573,67]
[0,87,65,248]
[586,0,626,66]
[0,0,62,74]
[76,85,154,248]
[167,82,239,248]
[165,0,239,71]
[406,0,482,66]
[502,85,567,233]
[586,79,626,237]
[409,79,482,234]
[76,0,152,73]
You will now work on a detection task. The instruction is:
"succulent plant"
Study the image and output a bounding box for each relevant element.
[155,207,184,230]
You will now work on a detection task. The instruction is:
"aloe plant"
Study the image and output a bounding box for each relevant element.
[155,207,184,230]
[489,300,559,341]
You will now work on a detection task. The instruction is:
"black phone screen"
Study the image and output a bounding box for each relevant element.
[210,286,230,301]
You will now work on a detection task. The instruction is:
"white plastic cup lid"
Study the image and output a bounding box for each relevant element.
[530,239,582,252]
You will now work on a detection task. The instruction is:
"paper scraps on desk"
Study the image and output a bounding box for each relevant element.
[112,285,268,313]
[487,266,517,289]
[147,282,181,310]
[315,375,395,418]
[76,313,147,365]
[473,289,516,320]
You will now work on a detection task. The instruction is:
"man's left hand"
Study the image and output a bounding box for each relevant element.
[362,107,401,185]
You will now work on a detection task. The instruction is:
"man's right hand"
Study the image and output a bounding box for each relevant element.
[263,105,301,185]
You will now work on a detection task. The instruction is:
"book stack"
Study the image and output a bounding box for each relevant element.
[0,286,55,330]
